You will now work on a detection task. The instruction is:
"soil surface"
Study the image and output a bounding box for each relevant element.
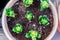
[7,0,53,40]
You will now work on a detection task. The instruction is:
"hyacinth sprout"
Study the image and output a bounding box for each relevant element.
[6,8,15,18]
[12,24,23,34]
[25,11,34,21]
[38,15,49,26]
[25,30,41,40]
[23,0,33,7]
[40,0,49,11]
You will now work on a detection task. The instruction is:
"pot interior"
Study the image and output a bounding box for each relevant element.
[2,0,58,40]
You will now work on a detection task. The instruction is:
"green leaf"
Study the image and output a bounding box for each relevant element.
[40,0,48,2]
[40,0,49,11]
[25,30,41,40]
[25,11,34,21]
[12,27,17,32]
[23,0,33,7]
[6,8,15,18]
[12,24,23,34]
[38,15,49,26]
[25,33,31,38]
[30,31,38,38]
[32,38,36,40]
[37,34,41,38]
[25,4,31,7]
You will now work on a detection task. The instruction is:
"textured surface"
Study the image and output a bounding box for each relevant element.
[0,0,60,40]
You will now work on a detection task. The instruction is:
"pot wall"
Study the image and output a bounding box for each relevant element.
[2,0,58,40]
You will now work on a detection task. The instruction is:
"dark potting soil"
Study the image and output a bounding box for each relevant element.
[7,0,53,40]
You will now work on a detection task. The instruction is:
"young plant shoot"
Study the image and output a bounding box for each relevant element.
[12,24,23,34]
[6,8,15,18]
[25,11,34,21]
[25,30,41,40]
[23,0,33,7]
[40,0,49,11]
[38,15,49,26]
